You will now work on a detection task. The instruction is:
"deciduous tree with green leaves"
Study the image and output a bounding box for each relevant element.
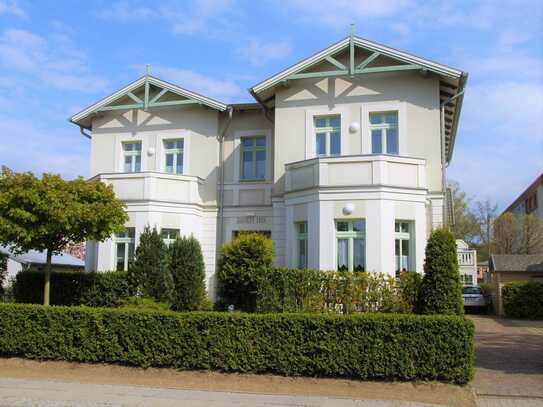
[0,167,128,305]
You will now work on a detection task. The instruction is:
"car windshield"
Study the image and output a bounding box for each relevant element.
[462,287,482,295]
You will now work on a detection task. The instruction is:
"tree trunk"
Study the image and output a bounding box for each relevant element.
[43,249,52,306]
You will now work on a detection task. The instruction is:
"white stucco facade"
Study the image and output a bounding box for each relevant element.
[71,36,467,299]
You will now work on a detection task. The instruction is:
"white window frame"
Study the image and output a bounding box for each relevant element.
[314,115,341,157]
[394,221,414,275]
[369,111,399,155]
[122,142,142,173]
[114,227,135,271]
[156,133,190,175]
[161,228,180,245]
[240,135,267,181]
[163,139,184,175]
[233,129,272,183]
[360,102,407,155]
[295,221,308,269]
[305,106,349,159]
[335,220,365,272]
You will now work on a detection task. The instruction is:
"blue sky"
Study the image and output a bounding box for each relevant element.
[0,0,541,210]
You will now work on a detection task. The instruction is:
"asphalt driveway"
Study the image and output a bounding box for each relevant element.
[471,315,543,400]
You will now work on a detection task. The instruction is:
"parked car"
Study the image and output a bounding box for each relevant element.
[462,285,487,313]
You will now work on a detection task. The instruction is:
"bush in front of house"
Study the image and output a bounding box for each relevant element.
[418,229,464,315]
[13,270,130,307]
[502,281,543,320]
[128,226,174,303]
[169,236,207,311]
[0,303,475,384]
[218,233,274,311]
[255,268,422,314]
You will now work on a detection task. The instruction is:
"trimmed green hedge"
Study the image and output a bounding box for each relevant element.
[13,270,129,307]
[502,281,543,319]
[0,304,474,383]
[256,268,421,314]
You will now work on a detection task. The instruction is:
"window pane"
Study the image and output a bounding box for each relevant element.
[242,138,254,147]
[353,238,365,272]
[176,140,184,149]
[337,239,348,271]
[330,131,341,155]
[353,220,365,232]
[385,112,398,124]
[165,141,174,150]
[395,222,400,233]
[124,143,133,151]
[401,239,409,270]
[165,154,174,173]
[176,153,183,174]
[298,239,307,269]
[127,228,135,238]
[370,114,382,125]
[386,128,399,155]
[124,156,132,172]
[298,222,307,234]
[255,150,266,179]
[336,221,348,232]
[134,154,141,172]
[134,142,141,151]
[395,239,400,272]
[372,129,382,154]
[401,222,409,233]
[329,116,340,128]
[242,151,253,179]
[316,133,326,155]
[315,117,326,128]
[116,243,125,271]
[255,137,266,147]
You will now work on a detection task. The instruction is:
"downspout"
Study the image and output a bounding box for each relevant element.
[217,106,233,251]
[77,124,91,139]
[440,88,465,228]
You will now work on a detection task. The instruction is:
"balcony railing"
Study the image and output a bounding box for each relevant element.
[284,154,426,193]
[457,251,475,266]
[92,171,204,205]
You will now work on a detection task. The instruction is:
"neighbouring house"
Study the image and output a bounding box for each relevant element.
[456,240,477,285]
[477,260,489,283]
[0,246,85,287]
[499,173,543,253]
[69,34,467,298]
[489,254,543,316]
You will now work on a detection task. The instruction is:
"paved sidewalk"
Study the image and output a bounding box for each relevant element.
[471,316,543,406]
[0,378,441,407]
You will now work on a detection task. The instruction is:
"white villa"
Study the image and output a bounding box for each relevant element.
[70,35,467,298]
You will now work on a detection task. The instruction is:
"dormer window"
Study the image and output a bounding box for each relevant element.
[370,112,398,155]
[315,115,340,157]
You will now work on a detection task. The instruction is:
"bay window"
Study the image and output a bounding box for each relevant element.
[161,228,179,245]
[336,220,365,272]
[296,222,308,269]
[115,227,135,271]
[315,115,341,156]
[395,221,413,275]
[370,112,398,155]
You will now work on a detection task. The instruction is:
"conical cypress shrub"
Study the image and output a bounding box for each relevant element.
[169,236,206,311]
[418,228,463,315]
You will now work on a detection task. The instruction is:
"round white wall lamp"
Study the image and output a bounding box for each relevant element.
[343,202,355,215]
[147,147,155,156]
[349,122,360,133]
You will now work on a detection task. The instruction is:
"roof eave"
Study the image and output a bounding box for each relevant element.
[446,72,469,164]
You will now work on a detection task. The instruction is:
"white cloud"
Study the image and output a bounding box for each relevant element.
[0,0,25,17]
[237,39,291,66]
[0,28,109,93]
[0,118,89,179]
[149,65,243,102]
[97,0,237,38]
